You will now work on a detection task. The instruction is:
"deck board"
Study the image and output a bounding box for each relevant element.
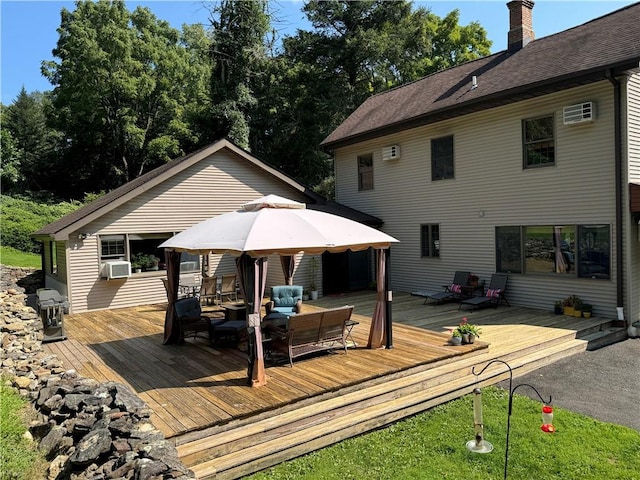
[42,291,611,444]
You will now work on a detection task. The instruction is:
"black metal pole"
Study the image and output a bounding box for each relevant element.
[471,360,552,480]
[384,247,393,349]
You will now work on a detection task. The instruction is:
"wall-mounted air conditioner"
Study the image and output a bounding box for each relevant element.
[382,145,400,161]
[563,102,595,125]
[101,261,131,279]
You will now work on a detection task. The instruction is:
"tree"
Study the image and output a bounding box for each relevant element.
[207,0,271,149]
[251,0,491,190]
[42,0,211,197]
[3,89,62,195]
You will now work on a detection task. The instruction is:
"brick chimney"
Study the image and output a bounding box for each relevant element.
[507,0,535,52]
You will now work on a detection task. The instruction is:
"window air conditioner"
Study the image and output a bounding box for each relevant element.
[563,102,595,125]
[382,145,400,161]
[101,261,131,279]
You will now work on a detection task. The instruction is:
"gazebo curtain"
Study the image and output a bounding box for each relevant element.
[280,255,295,285]
[162,250,182,345]
[367,248,386,349]
[236,254,268,387]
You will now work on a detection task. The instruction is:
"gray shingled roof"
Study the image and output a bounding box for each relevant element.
[321,2,640,149]
[34,139,383,238]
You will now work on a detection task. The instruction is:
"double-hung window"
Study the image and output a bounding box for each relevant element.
[358,153,373,191]
[420,224,440,257]
[523,115,555,168]
[431,135,454,180]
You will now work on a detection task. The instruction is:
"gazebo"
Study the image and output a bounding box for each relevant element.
[160,195,399,387]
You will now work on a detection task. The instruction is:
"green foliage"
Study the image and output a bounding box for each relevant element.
[252,0,491,187]
[42,0,211,197]
[208,0,270,149]
[0,195,82,253]
[6,0,492,198]
[245,387,640,480]
[2,89,62,195]
[0,383,47,479]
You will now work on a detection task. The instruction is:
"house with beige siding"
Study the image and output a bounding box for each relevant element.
[321,1,640,327]
[33,139,382,313]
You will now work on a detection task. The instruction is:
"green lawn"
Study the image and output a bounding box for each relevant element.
[0,384,47,480]
[0,246,41,269]
[246,387,640,480]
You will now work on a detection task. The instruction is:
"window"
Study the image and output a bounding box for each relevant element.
[495,224,610,279]
[496,226,522,274]
[524,226,574,275]
[358,153,373,191]
[420,224,440,257]
[50,241,58,275]
[577,225,610,279]
[129,233,172,273]
[98,233,198,274]
[100,235,126,261]
[431,135,454,180]
[523,115,555,167]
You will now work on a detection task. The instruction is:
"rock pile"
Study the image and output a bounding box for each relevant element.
[1,267,194,479]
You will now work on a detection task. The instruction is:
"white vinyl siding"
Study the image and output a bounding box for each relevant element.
[67,149,313,313]
[335,81,619,317]
[625,73,640,323]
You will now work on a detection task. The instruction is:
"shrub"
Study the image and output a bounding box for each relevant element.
[0,195,82,253]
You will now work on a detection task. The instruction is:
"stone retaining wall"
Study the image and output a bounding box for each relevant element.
[1,266,194,479]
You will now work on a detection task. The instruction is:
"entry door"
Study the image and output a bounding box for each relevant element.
[322,249,372,294]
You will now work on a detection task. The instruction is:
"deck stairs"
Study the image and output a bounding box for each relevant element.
[176,318,624,479]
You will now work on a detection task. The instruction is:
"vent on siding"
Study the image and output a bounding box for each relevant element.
[382,145,400,161]
[563,102,595,125]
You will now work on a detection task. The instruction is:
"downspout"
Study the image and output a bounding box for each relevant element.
[606,69,625,326]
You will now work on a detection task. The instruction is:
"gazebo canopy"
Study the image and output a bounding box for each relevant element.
[159,195,399,387]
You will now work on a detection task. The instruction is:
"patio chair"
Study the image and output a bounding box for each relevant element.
[423,271,470,305]
[263,285,304,329]
[459,273,510,311]
[174,297,222,343]
[199,275,218,306]
[218,273,238,303]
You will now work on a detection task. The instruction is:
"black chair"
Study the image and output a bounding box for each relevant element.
[424,271,470,305]
[459,274,510,311]
[174,297,221,343]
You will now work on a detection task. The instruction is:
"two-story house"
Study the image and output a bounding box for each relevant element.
[321,1,640,326]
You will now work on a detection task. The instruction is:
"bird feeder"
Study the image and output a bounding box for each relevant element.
[466,387,494,453]
[541,404,555,433]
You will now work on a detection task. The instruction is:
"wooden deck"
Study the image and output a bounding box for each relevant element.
[43,291,622,479]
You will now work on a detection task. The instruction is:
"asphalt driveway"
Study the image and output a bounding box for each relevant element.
[498,337,640,432]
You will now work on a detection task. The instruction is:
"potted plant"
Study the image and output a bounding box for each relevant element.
[562,295,581,316]
[581,303,593,319]
[302,289,310,301]
[456,317,481,344]
[554,300,563,315]
[468,274,479,287]
[449,329,462,345]
[572,296,583,317]
[309,257,319,300]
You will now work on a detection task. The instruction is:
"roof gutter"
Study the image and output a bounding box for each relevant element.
[606,68,625,326]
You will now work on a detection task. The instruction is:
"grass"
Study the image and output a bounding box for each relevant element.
[0,246,40,269]
[0,383,47,480]
[246,387,640,480]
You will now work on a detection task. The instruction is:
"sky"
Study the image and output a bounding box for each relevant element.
[1,0,637,105]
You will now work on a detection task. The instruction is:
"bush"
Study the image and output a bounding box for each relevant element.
[0,195,82,253]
